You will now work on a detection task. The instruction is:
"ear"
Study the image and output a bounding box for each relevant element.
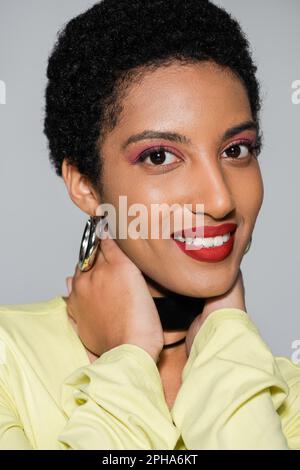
[61,159,101,216]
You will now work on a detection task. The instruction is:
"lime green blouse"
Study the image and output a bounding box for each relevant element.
[0,295,299,450]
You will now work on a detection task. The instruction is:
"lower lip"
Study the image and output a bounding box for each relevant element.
[172,231,236,262]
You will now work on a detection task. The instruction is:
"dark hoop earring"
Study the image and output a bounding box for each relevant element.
[78,215,107,272]
[244,235,252,255]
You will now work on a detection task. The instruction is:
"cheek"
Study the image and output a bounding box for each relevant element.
[101,178,165,240]
[233,164,264,221]
[252,174,264,216]
[103,170,172,224]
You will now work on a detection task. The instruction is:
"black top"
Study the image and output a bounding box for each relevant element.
[152,293,205,331]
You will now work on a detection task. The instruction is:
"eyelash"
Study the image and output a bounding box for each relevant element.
[135,139,261,167]
[222,139,261,159]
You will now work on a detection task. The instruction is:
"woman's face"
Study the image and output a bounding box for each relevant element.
[97,61,264,297]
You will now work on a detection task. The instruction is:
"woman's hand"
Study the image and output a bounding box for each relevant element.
[65,231,164,363]
[185,268,247,356]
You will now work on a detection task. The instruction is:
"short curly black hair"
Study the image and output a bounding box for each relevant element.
[44,0,262,194]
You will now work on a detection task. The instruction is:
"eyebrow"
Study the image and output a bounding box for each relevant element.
[121,120,258,150]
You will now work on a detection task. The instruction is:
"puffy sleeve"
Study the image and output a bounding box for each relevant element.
[0,378,33,449]
[275,356,300,450]
[0,342,180,450]
[171,308,300,450]
[57,344,180,450]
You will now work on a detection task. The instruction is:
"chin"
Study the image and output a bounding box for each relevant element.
[122,239,241,298]
[145,264,239,299]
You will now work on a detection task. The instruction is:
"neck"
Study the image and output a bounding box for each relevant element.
[144,274,184,344]
[143,273,170,297]
[143,274,203,347]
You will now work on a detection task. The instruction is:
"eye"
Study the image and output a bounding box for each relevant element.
[136,146,181,166]
[221,141,258,160]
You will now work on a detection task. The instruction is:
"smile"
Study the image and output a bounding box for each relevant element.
[171,223,237,263]
[173,232,231,247]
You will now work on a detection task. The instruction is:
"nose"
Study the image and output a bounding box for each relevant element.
[185,156,236,220]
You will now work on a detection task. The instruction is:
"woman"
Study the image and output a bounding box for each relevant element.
[0,0,299,450]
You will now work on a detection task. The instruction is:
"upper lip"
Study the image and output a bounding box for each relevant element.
[172,223,238,239]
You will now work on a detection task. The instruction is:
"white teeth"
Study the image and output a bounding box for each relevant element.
[174,235,185,242]
[213,236,224,247]
[174,231,232,248]
[202,238,214,248]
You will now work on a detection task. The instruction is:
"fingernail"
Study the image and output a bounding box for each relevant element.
[66,277,72,294]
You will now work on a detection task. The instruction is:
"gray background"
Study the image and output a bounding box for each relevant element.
[0,0,299,358]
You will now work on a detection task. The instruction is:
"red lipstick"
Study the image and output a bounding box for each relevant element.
[172,223,238,263]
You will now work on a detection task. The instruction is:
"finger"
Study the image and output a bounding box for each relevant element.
[73,260,83,280]
[93,239,106,266]
[99,228,128,264]
[66,276,73,295]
